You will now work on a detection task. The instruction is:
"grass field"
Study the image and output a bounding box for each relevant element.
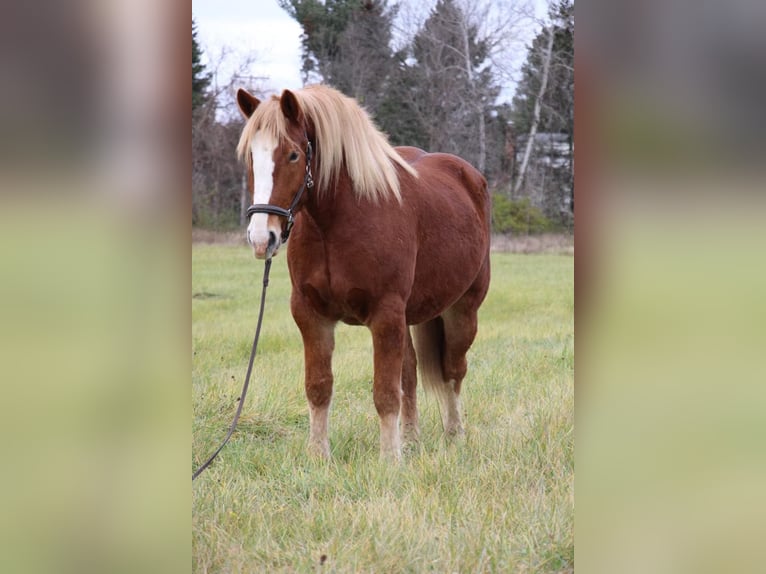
[192,245,573,573]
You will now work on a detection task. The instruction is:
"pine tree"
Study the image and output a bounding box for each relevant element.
[376,53,430,149]
[192,18,211,112]
[279,1,397,117]
[333,0,398,114]
[279,0,362,84]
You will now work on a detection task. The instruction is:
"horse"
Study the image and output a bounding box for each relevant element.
[235,84,490,460]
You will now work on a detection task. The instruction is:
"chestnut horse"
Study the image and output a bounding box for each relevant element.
[236,85,490,460]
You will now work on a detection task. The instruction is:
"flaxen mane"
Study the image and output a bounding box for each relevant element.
[237,85,417,202]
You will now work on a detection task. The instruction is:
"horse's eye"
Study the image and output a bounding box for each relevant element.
[289,151,300,163]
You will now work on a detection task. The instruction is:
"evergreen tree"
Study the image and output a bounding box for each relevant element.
[192,18,211,112]
[279,1,397,118]
[280,0,363,84]
[376,52,430,149]
[334,0,398,113]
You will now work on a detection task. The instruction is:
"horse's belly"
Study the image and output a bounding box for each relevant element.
[299,279,373,326]
[405,286,467,324]
[405,222,489,324]
[405,258,483,324]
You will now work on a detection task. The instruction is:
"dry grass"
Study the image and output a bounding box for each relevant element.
[193,228,574,255]
[192,228,247,245]
[491,233,574,255]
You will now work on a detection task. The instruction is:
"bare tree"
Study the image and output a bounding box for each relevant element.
[508,1,573,227]
[192,47,266,228]
[392,0,533,177]
[513,20,554,195]
[398,0,496,171]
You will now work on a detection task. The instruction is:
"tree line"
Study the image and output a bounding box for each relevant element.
[193,0,573,233]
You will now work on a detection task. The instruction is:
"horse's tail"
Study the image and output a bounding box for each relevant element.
[412,318,449,403]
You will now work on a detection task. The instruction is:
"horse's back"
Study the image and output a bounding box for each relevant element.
[396,147,489,219]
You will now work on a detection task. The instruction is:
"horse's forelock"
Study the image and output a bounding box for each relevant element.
[236,96,287,166]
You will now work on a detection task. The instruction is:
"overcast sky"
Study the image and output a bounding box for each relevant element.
[193,0,549,101]
[194,0,303,94]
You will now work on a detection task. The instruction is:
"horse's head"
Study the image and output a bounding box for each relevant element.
[237,88,312,259]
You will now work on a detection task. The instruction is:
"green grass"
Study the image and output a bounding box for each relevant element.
[192,246,573,573]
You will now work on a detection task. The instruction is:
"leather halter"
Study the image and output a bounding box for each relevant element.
[246,139,314,243]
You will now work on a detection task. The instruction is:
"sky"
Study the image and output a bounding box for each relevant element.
[193,0,550,103]
[193,0,304,95]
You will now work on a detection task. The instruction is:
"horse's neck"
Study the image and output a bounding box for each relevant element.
[303,174,354,231]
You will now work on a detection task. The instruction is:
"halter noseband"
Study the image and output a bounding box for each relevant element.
[246,139,314,243]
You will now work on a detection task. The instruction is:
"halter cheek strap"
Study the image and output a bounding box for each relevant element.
[246,140,314,243]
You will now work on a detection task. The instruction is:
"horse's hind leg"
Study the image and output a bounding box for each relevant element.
[438,304,476,436]
[439,263,490,436]
[400,327,419,445]
[413,308,476,437]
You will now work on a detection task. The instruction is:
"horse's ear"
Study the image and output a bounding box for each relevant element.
[237,89,260,119]
[280,89,304,125]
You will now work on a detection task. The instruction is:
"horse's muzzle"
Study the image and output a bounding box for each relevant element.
[251,230,280,260]
[266,231,278,258]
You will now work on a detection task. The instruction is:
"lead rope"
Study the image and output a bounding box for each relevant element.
[192,256,273,481]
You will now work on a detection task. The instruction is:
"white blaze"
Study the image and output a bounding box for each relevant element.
[247,131,280,255]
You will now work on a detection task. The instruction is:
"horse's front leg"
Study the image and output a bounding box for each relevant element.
[292,294,336,459]
[370,302,406,461]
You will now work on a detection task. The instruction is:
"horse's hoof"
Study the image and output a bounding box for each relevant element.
[445,424,465,441]
[379,447,402,463]
[307,442,331,459]
[401,423,420,446]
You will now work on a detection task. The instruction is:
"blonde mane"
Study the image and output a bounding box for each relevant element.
[237,85,417,202]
